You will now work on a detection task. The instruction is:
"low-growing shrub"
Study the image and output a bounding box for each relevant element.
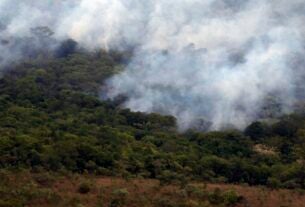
[32,173,55,187]
[208,188,224,205]
[185,185,207,199]
[267,177,281,189]
[78,182,91,194]
[223,190,243,206]
[109,188,129,207]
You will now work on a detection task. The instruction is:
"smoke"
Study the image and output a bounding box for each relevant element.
[1,0,305,130]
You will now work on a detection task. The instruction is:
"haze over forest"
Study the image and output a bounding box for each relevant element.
[1,0,305,130]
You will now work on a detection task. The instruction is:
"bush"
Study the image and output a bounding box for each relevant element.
[0,200,23,207]
[78,182,91,194]
[154,198,176,207]
[32,173,55,187]
[112,188,129,198]
[157,170,179,186]
[109,188,129,207]
[267,177,281,189]
[208,188,224,205]
[223,190,242,205]
[185,185,206,198]
[282,180,301,189]
[245,121,269,141]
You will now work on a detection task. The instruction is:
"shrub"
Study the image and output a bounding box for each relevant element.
[185,185,207,199]
[112,188,129,198]
[0,199,23,207]
[223,190,243,206]
[245,121,269,141]
[208,188,224,205]
[282,180,301,189]
[157,170,179,186]
[267,177,281,189]
[78,182,91,194]
[32,173,55,187]
[154,198,176,207]
[109,188,129,207]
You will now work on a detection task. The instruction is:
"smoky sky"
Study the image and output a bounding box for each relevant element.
[1,0,305,130]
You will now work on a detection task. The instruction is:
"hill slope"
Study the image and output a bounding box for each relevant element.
[1,51,305,198]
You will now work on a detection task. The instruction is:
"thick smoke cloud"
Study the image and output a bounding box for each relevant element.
[1,0,305,130]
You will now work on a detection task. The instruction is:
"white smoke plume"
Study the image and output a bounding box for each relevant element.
[1,0,305,130]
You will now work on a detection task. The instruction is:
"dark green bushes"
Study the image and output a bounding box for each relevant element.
[78,182,92,194]
[2,51,305,190]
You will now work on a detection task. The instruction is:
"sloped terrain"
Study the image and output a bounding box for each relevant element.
[1,52,305,206]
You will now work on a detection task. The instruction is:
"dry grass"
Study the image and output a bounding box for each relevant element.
[2,171,305,207]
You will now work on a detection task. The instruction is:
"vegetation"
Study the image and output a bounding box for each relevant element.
[2,47,305,205]
[1,170,305,207]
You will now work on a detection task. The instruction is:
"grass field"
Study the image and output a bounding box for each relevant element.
[1,170,305,207]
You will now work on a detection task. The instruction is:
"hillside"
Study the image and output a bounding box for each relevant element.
[1,51,305,206]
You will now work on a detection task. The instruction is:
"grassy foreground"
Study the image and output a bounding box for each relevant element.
[1,170,305,207]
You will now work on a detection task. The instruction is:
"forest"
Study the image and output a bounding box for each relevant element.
[1,41,305,206]
[1,0,305,206]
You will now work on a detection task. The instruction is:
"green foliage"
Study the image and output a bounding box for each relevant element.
[245,121,270,141]
[208,188,224,205]
[32,172,56,187]
[1,50,305,191]
[267,177,281,189]
[109,188,129,207]
[222,190,243,205]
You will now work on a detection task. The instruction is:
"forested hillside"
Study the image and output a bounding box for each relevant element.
[2,0,305,206]
[1,49,305,194]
